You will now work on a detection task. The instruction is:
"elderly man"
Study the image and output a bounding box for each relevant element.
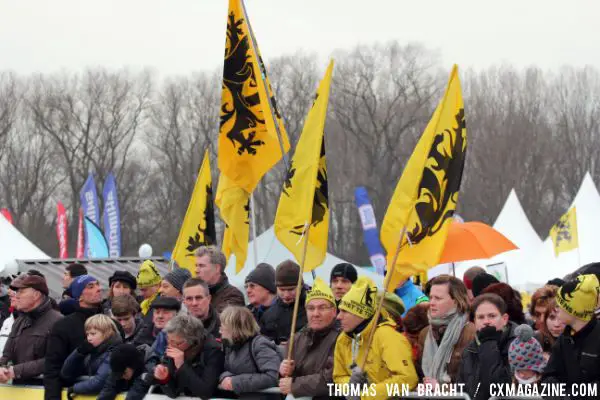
[0,274,62,385]
[183,278,220,338]
[134,296,180,347]
[334,277,418,400]
[279,278,340,400]
[44,275,105,400]
[195,246,244,313]
[245,263,277,322]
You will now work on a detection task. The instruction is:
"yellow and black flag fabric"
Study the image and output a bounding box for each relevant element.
[218,0,290,193]
[172,150,216,275]
[380,65,467,291]
[550,207,579,256]
[216,173,250,273]
[274,61,333,272]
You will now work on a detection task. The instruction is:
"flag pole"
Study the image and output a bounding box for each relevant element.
[359,227,407,371]
[286,222,310,361]
[250,193,259,268]
[239,0,290,173]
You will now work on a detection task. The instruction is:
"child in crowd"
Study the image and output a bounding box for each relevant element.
[508,324,547,387]
[61,314,123,397]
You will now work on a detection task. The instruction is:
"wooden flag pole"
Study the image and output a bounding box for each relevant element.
[250,193,259,268]
[359,227,408,371]
[286,223,311,361]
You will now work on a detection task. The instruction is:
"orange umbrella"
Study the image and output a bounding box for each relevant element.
[438,221,518,264]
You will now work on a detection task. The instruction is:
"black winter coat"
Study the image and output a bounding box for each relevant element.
[259,288,307,345]
[458,322,517,400]
[543,319,600,387]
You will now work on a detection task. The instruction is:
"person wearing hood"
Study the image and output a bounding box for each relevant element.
[458,293,516,400]
[183,278,221,339]
[333,277,418,400]
[61,314,123,396]
[44,275,106,400]
[97,343,146,400]
[259,260,308,345]
[542,274,600,386]
[102,271,138,315]
[279,277,342,400]
[330,263,357,307]
[194,246,245,313]
[0,274,62,385]
[245,263,277,322]
[111,294,143,344]
[136,260,162,317]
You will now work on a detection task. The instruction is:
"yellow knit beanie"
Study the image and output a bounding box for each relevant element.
[306,277,336,307]
[339,276,378,319]
[136,260,162,288]
[556,274,600,321]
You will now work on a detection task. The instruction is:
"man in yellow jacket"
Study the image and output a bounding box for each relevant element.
[333,276,418,400]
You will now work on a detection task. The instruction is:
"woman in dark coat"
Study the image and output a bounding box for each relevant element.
[458,293,516,400]
[218,306,281,400]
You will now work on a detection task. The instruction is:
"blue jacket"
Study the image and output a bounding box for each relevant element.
[61,334,122,394]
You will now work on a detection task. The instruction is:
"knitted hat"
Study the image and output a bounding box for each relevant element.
[70,275,98,300]
[472,272,499,297]
[109,271,137,291]
[508,324,546,373]
[330,263,358,284]
[245,263,276,294]
[163,268,192,294]
[136,260,162,288]
[306,277,335,306]
[556,274,600,321]
[110,344,145,375]
[150,296,181,312]
[276,260,301,287]
[381,291,405,321]
[339,276,378,319]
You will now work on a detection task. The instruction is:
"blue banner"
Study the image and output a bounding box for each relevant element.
[102,173,121,257]
[354,187,387,275]
[84,216,109,258]
[80,173,100,258]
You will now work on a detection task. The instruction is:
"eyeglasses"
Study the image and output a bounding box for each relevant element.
[184,295,206,302]
[306,305,334,313]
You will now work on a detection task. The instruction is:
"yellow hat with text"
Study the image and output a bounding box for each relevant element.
[339,276,378,319]
[306,277,336,307]
[556,274,599,321]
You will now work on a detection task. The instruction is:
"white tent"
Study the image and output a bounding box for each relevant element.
[519,172,600,285]
[0,214,49,274]
[225,226,384,289]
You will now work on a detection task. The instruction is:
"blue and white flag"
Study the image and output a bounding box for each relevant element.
[102,173,122,257]
[84,216,109,258]
[354,186,387,275]
[80,173,100,258]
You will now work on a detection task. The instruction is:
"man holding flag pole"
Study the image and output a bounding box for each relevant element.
[332,64,467,398]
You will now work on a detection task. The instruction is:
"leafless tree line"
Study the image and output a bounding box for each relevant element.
[1,41,599,266]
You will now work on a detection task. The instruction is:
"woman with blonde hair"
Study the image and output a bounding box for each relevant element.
[61,314,122,396]
[218,306,281,400]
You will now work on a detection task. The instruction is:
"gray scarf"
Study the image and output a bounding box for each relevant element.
[422,309,467,383]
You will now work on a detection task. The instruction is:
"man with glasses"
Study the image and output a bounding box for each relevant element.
[278,277,341,400]
[183,278,220,338]
[0,274,62,385]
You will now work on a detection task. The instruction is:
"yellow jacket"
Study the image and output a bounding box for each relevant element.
[333,318,418,400]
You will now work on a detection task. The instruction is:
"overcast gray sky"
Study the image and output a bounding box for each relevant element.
[0,0,598,76]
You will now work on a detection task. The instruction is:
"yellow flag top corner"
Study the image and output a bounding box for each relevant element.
[218,0,290,193]
[274,61,334,272]
[550,206,579,257]
[380,64,467,291]
[172,150,216,276]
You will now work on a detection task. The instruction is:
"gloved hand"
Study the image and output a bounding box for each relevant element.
[76,341,96,355]
[478,325,502,343]
[349,366,369,385]
[66,386,76,400]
